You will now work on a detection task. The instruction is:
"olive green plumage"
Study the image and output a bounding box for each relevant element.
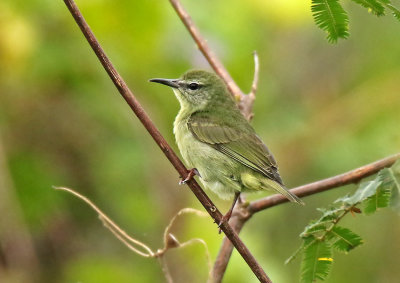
[150,70,304,205]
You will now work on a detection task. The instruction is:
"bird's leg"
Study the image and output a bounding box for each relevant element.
[218,192,241,232]
[179,168,201,185]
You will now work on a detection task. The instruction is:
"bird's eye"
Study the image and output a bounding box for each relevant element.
[188,82,199,90]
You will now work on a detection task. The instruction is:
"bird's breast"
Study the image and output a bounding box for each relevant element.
[173,114,204,168]
[173,111,243,199]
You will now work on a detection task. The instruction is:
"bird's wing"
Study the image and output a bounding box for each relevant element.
[187,114,283,184]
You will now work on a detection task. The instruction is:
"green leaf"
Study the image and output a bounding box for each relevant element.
[334,194,351,203]
[327,226,363,252]
[377,0,400,21]
[388,160,400,212]
[301,238,333,283]
[363,185,391,214]
[351,0,386,16]
[311,0,350,42]
[292,159,400,282]
[311,0,349,42]
[301,222,328,238]
[387,4,400,21]
[339,179,382,205]
[301,208,344,238]
[390,186,400,212]
[362,166,394,214]
[319,207,342,221]
[338,160,399,209]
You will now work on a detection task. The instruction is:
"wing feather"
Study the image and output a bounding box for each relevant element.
[188,113,283,184]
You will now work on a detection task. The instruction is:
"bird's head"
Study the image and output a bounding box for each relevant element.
[150,70,234,112]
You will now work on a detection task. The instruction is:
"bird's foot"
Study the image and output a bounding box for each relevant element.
[217,192,240,234]
[179,168,201,185]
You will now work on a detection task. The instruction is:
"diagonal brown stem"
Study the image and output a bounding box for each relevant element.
[249,153,400,213]
[168,0,242,99]
[211,153,400,282]
[169,0,258,120]
[62,0,271,282]
[239,51,259,121]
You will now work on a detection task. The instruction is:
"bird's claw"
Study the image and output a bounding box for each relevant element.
[179,168,200,185]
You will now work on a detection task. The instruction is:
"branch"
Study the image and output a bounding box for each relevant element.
[239,51,259,121]
[211,212,248,283]
[55,186,155,257]
[169,0,258,120]
[250,51,260,98]
[249,153,400,213]
[56,187,212,282]
[62,0,271,282]
[211,153,400,282]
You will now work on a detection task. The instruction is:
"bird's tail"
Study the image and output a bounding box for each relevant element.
[262,178,305,205]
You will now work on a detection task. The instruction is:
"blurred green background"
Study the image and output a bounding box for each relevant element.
[0,0,399,282]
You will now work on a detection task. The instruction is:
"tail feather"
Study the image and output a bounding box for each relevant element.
[240,172,305,205]
[262,178,305,205]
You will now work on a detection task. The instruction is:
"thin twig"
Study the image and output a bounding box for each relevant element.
[168,0,259,120]
[240,51,259,121]
[163,208,208,245]
[211,153,400,282]
[62,1,271,282]
[56,187,212,282]
[159,208,212,279]
[250,51,260,98]
[54,186,154,257]
[168,0,242,100]
[179,238,213,277]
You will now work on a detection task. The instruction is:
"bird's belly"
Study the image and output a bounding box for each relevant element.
[175,127,224,176]
[174,121,240,199]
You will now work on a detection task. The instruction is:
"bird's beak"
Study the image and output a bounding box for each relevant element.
[149,78,180,88]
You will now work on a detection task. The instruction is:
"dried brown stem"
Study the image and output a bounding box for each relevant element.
[239,51,259,121]
[55,186,155,257]
[250,51,260,97]
[211,211,248,283]
[168,0,242,98]
[169,0,258,120]
[56,187,211,282]
[62,0,271,282]
[211,153,400,282]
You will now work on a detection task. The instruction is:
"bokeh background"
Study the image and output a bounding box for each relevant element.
[1,0,399,282]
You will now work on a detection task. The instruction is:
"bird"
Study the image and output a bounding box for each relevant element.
[150,70,304,226]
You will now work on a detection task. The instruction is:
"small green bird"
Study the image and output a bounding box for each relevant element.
[150,70,303,225]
